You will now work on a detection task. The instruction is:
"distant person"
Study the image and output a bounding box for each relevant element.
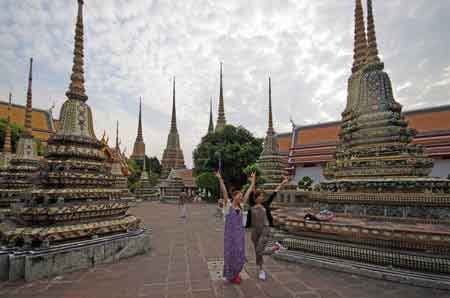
[216,171,255,285]
[179,191,188,221]
[249,175,289,281]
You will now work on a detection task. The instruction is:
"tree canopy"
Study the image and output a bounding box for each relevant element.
[193,125,263,192]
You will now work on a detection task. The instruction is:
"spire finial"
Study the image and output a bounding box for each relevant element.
[66,0,88,102]
[136,97,143,142]
[216,62,226,130]
[267,76,274,134]
[170,76,177,132]
[24,57,33,136]
[3,93,13,154]
[366,0,381,65]
[351,0,368,73]
[219,62,223,99]
[208,97,214,134]
[115,120,120,150]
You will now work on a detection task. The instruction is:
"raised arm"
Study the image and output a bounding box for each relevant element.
[242,172,256,204]
[265,176,290,207]
[274,176,289,193]
[215,172,229,208]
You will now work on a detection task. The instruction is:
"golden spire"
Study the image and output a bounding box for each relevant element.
[66,0,88,102]
[24,57,33,137]
[352,0,368,73]
[366,0,381,65]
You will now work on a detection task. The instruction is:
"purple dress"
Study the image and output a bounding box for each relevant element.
[223,206,247,280]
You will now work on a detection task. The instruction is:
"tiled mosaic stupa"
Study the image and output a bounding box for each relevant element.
[273,0,450,275]
[0,60,40,210]
[0,0,141,249]
[257,78,295,192]
[160,77,186,178]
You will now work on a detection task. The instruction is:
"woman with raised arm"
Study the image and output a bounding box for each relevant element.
[216,171,256,285]
[250,175,289,281]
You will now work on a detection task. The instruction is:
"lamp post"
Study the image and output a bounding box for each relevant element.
[215,150,222,202]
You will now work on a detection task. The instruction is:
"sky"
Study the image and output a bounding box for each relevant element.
[0,0,449,167]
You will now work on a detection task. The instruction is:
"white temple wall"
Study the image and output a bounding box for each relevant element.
[430,158,450,178]
[294,165,325,184]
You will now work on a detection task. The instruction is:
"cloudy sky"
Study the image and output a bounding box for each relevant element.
[0,0,449,167]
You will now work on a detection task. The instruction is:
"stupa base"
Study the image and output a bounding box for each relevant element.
[0,228,151,282]
[273,243,450,290]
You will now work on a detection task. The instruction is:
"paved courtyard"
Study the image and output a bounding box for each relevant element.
[0,202,448,298]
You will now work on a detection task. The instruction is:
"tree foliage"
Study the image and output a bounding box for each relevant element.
[193,125,263,192]
[196,172,219,201]
[298,176,314,191]
[127,156,162,192]
[0,118,43,155]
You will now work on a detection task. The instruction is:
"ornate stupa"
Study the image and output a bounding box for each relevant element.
[100,122,129,193]
[134,158,158,201]
[0,0,141,250]
[130,97,146,165]
[273,0,450,276]
[215,62,226,131]
[160,168,185,203]
[0,59,41,210]
[160,77,186,178]
[257,77,293,191]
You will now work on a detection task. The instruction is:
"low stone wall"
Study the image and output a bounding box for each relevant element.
[0,228,151,282]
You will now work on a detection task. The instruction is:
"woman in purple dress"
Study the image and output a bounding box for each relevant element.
[216,171,255,284]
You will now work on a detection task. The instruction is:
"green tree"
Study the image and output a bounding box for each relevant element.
[0,118,44,156]
[0,118,23,153]
[146,156,162,175]
[242,163,266,191]
[193,125,263,192]
[127,159,141,192]
[298,176,314,191]
[196,172,219,201]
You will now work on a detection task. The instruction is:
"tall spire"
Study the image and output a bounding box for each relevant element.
[365,0,381,65]
[115,120,120,150]
[351,0,368,73]
[170,76,177,132]
[216,62,226,130]
[24,57,33,137]
[267,77,274,135]
[208,97,214,134]
[136,97,143,142]
[66,0,88,102]
[3,93,12,154]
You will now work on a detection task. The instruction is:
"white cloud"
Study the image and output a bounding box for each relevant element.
[1,0,449,167]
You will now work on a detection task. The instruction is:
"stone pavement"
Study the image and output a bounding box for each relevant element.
[0,202,448,298]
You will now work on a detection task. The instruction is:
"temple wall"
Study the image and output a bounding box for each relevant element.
[430,158,450,178]
[294,165,325,184]
[292,157,450,183]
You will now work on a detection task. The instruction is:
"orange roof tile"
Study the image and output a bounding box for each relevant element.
[278,105,450,153]
[0,101,56,142]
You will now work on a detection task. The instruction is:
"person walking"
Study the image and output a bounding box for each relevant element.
[250,175,289,280]
[216,171,255,284]
[179,191,188,222]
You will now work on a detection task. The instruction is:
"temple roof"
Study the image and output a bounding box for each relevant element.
[0,100,56,142]
[277,104,450,163]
